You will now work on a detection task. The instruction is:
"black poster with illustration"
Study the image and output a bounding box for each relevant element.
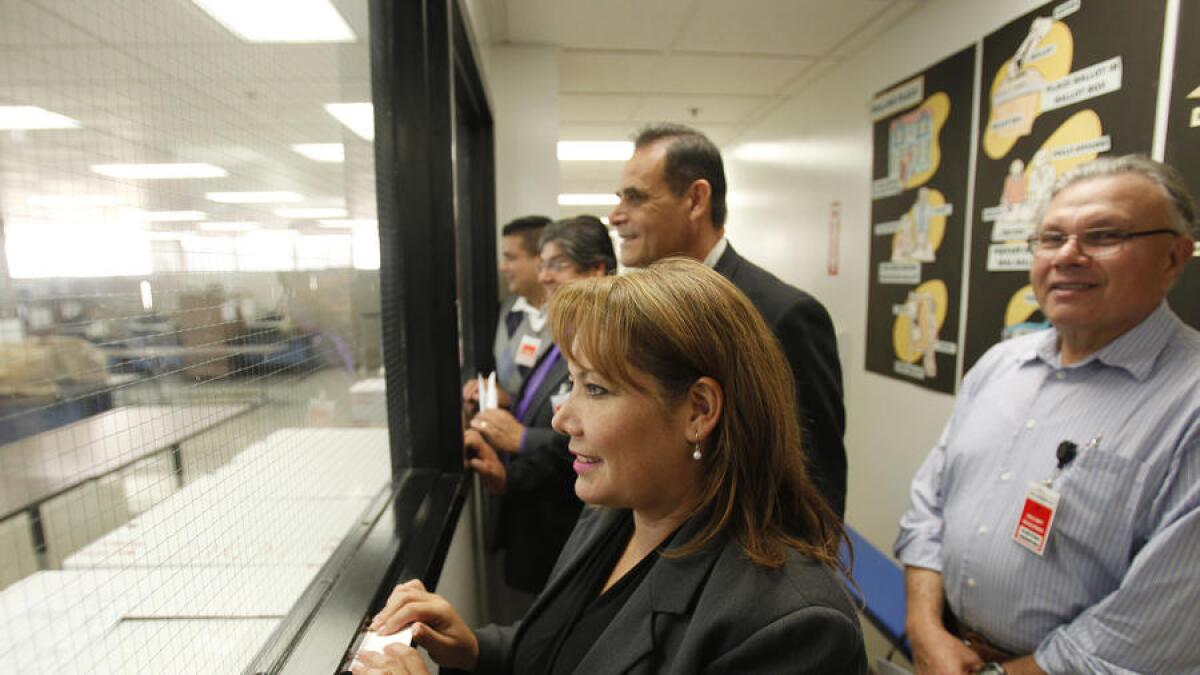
[865,46,975,394]
[1164,0,1200,331]
[962,0,1167,373]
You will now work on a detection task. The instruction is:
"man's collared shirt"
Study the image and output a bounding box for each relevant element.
[493,295,551,395]
[895,302,1200,673]
[700,235,728,269]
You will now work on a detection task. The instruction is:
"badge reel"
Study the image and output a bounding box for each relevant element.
[1012,436,1098,555]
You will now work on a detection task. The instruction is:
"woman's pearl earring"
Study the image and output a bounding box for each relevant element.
[692,441,703,461]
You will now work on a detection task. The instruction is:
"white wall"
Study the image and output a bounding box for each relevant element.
[490,46,561,226]
[723,0,1044,551]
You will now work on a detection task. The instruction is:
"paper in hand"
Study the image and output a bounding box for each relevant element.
[355,626,414,657]
[485,371,498,411]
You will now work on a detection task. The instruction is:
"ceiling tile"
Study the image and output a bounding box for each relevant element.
[506,0,694,51]
[560,51,662,93]
[559,94,641,123]
[654,53,814,95]
[675,0,894,57]
[0,0,102,47]
[632,94,769,125]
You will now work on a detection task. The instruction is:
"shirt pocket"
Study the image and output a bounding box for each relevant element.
[1051,449,1148,580]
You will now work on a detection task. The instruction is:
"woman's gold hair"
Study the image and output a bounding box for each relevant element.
[548,257,844,570]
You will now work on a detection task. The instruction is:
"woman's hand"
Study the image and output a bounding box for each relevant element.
[464,429,507,495]
[469,409,524,454]
[351,643,429,675]
[369,579,479,672]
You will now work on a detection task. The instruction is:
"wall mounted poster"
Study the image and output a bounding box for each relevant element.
[1164,0,1200,331]
[961,0,1168,373]
[865,46,975,393]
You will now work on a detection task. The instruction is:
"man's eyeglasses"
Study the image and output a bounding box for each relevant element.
[1026,228,1178,258]
[537,255,577,273]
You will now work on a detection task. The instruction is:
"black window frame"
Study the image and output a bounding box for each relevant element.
[244,0,495,672]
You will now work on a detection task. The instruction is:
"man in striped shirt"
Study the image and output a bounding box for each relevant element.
[896,155,1200,674]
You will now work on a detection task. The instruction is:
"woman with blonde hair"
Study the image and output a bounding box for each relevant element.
[356,257,865,674]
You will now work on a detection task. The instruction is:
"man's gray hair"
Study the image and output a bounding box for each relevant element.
[1043,155,1198,238]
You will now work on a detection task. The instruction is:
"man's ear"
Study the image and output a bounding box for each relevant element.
[686,179,713,223]
[688,376,723,441]
[1161,235,1195,290]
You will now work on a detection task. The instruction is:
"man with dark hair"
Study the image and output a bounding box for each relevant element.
[610,122,847,518]
[492,215,552,395]
[896,155,1200,674]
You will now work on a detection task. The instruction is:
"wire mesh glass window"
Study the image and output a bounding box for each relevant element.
[0,1,392,671]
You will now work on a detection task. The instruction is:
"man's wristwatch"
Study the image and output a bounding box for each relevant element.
[977,663,1007,675]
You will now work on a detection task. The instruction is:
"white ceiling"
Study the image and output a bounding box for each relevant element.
[0,0,923,237]
[0,0,375,237]
[481,0,924,201]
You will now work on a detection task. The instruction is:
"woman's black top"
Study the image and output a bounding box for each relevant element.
[511,510,662,674]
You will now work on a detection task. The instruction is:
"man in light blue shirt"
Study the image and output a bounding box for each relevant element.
[896,155,1200,674]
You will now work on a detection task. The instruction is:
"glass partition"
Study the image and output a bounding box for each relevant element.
[0,1,396,671]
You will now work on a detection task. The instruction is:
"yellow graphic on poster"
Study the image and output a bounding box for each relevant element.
[1002,285,1049,340]
[987,109,1105,247]
[1190,84,1200,128]
[894,279,948,377]
[983,17,1074,159]
[891,187,947,263]
[888,93,950,189]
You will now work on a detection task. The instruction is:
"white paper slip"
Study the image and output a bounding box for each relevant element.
[476,374,487,411]
[485,372,498,410]
[357,626,414,654]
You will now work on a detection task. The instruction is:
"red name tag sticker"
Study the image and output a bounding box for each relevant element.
[515,336,542,367]
[1013,482,1060,556]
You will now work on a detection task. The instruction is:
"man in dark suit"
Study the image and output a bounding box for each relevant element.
[608,123,847,517]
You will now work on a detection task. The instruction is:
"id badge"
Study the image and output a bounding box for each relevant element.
[514,336,542,368]
[1013,482,1060,556]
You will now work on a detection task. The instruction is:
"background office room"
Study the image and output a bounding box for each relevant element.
[1,0,1196,673]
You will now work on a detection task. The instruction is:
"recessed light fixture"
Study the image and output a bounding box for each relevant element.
[557,193,619,206]
[318,218,376,229]
[27,194,124,207]
[292,143,345,162]
[191,0,355,43]
[205,191,303,204]
[557,141,634,161]
[275,207,348,219]
[197,221,261,232]
[0,106,81,130]
[324,103,374,141]
[91,163,228,179]
[139,210,208,222]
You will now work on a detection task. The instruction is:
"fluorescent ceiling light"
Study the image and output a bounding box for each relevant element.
[92,163,227,179]
[198,221,260,232]
[148,232,190,240]
[292,143,345,162]
[27,194,124,207]
[0,106,81,130]
[557,141,634,161]
[206,191,303,204]
[318,218,376,229]
[140,210,207,222]
[191,0,355,43]
[324,103,374,141]
[558,193,619,206]
[275,207,347,219]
